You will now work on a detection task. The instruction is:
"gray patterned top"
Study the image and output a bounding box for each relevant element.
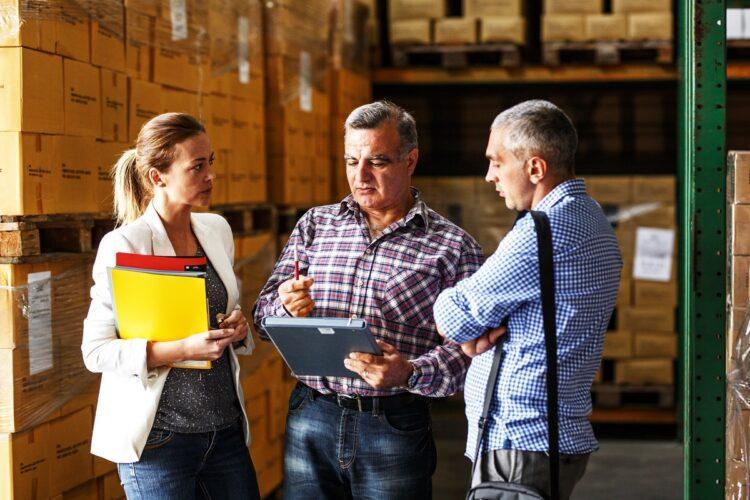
[152,245,241,433]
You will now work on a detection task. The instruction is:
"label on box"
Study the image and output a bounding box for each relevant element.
[170,0,188,41]
[27,271,53,375]
[633,227,675,282]
[238,16,250,84]
[299,51,312,112]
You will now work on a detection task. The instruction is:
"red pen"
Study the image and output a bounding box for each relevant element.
[293,243,300,280]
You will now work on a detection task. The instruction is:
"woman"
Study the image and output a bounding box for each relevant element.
[82,113,261,499]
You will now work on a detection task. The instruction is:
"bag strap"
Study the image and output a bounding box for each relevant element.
[470,210,559,500]
[530,210,560,500]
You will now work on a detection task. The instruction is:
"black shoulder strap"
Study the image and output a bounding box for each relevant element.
[531,210,560,500]
[470,210,559,500]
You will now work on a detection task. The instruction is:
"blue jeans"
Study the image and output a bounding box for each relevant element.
[283,384,437,500]
[117,420,260,500]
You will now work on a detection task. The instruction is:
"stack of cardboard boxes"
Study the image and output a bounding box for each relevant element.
[0,0,266,218]
[265,0,332,206]
[330,0,374,201]
[542,0,672,43]
[589,175,678,387]
[388,0,444,46]
[727,151,750,498]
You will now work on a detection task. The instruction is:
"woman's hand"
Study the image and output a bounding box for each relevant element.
[216,310,249,346]
[180,328,237,361]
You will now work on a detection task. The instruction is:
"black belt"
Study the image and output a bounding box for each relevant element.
[306,384,423,413]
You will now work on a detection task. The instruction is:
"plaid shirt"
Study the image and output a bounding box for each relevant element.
[253,190,484,397]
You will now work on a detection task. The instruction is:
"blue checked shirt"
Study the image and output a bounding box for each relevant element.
[433,179,622,458]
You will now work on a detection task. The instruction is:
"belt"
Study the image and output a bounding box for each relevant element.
[307,385,423,413]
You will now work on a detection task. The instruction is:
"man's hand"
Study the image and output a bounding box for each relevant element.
[460,326,507,358]
[278,276,315,317]
[344,340,414,389]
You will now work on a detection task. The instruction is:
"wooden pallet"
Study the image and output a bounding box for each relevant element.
[0,213,114,259]
[728,40,750,59]
[392,43,522,69]
[592,383,675,409]
[542,41,673,66]
[211,203,277,236]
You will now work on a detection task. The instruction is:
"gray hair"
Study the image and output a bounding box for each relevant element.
[344,100,418,157]
[491,100,578,175]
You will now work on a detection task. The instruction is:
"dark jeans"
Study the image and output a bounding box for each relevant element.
[117,420,260,500]
[283,384,437,500]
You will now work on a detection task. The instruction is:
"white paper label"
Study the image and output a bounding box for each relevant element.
[633,227,675,282]
[238,16,250,84]
[318,328,335,334]
[299,51,312,112]
[27,271,53,375]
[170,0,188,41]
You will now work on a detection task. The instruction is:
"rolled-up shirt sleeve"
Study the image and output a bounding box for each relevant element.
[434,230,540,344]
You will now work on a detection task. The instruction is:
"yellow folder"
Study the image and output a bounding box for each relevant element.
[109,267,210,369]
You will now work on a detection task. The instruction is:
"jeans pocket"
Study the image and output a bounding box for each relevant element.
[380,406,431,436]
[287,385,309,414]
[144,428,174,450]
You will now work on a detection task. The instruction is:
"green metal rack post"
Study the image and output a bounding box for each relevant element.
[679,1,727,498]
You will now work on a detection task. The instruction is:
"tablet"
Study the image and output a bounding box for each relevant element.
[260,317,383,378]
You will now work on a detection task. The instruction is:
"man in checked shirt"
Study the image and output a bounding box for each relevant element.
[253,100,488,499]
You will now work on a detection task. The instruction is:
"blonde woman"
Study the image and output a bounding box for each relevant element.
[82,113,260,499]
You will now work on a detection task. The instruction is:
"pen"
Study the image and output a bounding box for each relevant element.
[293,243,300,281]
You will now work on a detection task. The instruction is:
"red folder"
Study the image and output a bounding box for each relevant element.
[115,253,207,272]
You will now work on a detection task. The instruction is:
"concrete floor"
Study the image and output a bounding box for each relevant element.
[431,402,683,500]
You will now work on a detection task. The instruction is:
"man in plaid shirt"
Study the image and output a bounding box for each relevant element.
[254,101,484,499]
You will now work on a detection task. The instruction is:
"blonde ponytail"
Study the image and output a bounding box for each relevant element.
[112,148,150,226]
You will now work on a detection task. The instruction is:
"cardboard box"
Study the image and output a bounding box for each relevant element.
[63,59,102,138]
[585,14,627,41]
[619,306,675,333]
[0,424,51,500]
[480,17,526,44]
[152,20,207,93]
[388,0,445,20]
[99,471,126,499]
[0,48,64,134]
[729,307,747,363]
[90,0,126,71]
[55,2,90,62]
[161,87,201,118]
[48,407,93,496]
[0,347,60,433]
[633,280,678,307]
[59,136,98,213]
[0,1,56,52]
[585,176,632,205]
[206,94,232,150]
[615,358,673,384]
[733,204,750,256]
[128,79,163,143]
[632,175,675,203]
[465,0,523,17]
[612,0,672,12]
[390,19,433,45]
[0,132,60,215]
[434,18,477,45]
[730,152,750,204]
[100,70,127,142]
[603,331,632,359]
[634,333,677,358]
[628,204,675,228]
[125,10,153,81]
[95,141,125,213]
[617,278,632,307]
[542,15,587,41]
[732,256,750,308]
[627,12,673,41]
[544,0,602,14]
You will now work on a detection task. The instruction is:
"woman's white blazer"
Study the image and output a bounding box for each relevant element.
[81,203,255,463]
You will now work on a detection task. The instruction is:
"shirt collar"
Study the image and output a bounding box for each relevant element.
[533,178,586,212]
[337,187,430,232]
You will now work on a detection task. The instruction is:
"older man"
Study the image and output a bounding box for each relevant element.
[253,100,484,499]
[434,100,622,499]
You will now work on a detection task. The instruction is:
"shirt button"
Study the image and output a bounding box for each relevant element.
[365,248,372,255]
[358,279,364,287]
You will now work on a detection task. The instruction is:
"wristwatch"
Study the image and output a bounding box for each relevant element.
[406,363,419,389]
